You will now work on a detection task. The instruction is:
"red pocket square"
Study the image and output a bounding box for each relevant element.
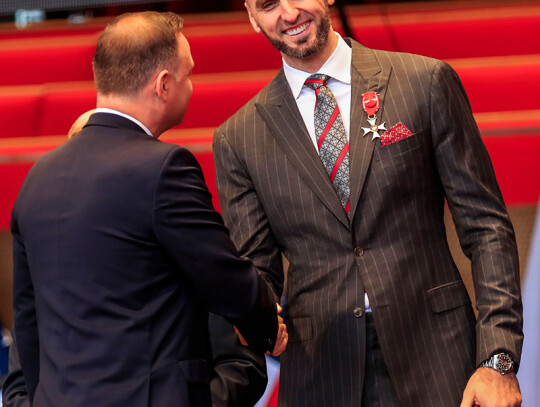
[380,122,414,146]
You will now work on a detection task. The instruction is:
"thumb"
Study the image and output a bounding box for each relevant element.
[460,390,476,407]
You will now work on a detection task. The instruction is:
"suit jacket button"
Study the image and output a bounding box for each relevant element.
[353,307,363,318]
[354,247,364,257]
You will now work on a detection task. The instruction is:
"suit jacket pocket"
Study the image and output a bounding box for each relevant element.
[287,316,313,343]
[427,280,471,313]
[374,129,422,162]
[178,359,210,383]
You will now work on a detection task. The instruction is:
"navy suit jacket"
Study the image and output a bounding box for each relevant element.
[11,113,277,407]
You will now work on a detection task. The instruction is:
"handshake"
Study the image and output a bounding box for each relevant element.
[235,303,288,356]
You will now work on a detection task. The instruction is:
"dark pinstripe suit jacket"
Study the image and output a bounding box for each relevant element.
[213,39,523,406]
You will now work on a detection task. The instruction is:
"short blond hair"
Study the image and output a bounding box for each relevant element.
[68,110,95,139]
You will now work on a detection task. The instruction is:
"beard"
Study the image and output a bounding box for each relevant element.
[260,6,332,60]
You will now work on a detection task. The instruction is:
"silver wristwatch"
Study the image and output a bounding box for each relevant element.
[479,353,514,375]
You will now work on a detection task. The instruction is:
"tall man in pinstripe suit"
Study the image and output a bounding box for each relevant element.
[213,0,523,405]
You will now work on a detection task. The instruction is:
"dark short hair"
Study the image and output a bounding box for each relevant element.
[93,11,184,96]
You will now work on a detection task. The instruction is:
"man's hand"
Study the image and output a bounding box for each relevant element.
[234,303,288,356]
[269,304,288,356]
[461,367,522,407]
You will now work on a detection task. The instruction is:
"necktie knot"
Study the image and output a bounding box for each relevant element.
[305,73,330,90]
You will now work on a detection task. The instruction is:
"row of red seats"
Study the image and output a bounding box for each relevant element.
[2,54,540,139]
[2,0,539,43]
[2,116,539,229]
[0,10,252,40]
[2,4,540,86]
[0,131,218,229]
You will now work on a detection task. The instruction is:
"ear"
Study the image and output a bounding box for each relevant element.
[245,1,262,34]
[327,0,335,5]
[154,70,170,102]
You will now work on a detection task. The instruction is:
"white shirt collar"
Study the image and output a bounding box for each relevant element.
[94,108,154,138]
[283,32,352,100]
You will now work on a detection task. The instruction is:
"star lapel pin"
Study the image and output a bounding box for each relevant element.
[362,117,387,140]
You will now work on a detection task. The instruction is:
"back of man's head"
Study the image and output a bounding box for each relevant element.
[93,11,183,97]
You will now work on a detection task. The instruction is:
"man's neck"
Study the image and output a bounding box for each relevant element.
[282,32,339,74]
[96,93,162,137]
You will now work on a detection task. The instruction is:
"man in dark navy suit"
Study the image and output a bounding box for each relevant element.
[11,11,287,407]
[4,109,272,407]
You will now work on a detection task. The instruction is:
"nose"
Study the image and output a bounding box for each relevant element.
[280,0,299,23]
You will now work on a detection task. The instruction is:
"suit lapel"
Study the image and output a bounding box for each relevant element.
[255,69,350,229]
[347,40,392,222]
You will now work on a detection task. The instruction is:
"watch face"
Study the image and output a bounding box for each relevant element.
[495,354,513,372]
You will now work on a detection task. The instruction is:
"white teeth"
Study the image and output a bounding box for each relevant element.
[285,22,310,36]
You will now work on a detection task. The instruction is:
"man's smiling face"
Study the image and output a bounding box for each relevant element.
[245,0,334,61]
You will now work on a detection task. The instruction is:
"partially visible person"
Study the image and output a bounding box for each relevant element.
[208,313,269,407]
[12,11,286,407]
[2,330,26,407]
[68,109,95,139]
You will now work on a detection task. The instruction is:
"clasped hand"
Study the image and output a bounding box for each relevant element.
[235,303,288,356]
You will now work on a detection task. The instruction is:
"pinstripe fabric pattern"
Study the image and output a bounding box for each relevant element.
[213,39,523,407]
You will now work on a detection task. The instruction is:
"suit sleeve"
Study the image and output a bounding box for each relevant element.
[152,146,278,353]
[1,328,31,407]
[208,313,268,407]
[213,127,284,299]
[429,60,523,367]
[11,211,40,403]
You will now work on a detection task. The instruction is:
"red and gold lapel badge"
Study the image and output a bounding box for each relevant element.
[361,92,386,140]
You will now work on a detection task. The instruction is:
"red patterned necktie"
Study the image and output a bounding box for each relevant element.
[305,74,350,214]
